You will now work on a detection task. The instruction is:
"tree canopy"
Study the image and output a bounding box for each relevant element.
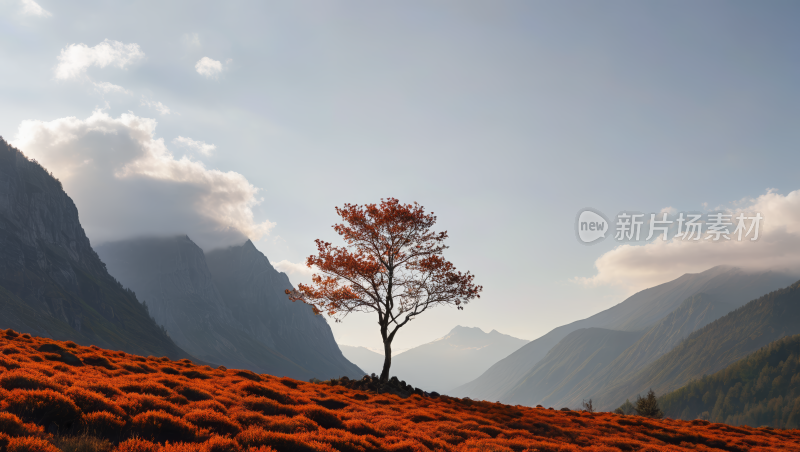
[286,198,482,381]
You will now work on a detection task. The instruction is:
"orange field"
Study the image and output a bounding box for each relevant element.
[0,329,799,452]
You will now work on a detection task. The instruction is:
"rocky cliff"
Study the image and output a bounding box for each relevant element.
[96,237,363,380]
[0,137,190,359]
[205,240,363,380]
[95,236,311,377]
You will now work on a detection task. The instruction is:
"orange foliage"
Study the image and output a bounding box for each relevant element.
[0,329,798,451]
[285,199,482,381]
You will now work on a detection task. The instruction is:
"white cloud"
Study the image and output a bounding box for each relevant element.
[575,190,800,295]
[273,260,316,285]
[12,110,274,250]
[93,81,131,95]
[141,98,172,115]
[195,57,223,78]
[20,0,50,17]
[55,39,144,81]
[172,136,216,156]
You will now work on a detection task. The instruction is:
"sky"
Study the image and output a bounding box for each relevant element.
[2,0,800,353]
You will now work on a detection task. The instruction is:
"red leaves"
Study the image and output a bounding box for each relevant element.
[286,199,482,377]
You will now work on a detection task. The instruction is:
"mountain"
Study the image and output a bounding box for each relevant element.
[96,237,364,380]
[659,333,800,428]
[388,326,528,393]
[0,137,190,359]
[340,345,385,376]
[524,293,734,409]
[502,328,644,408]
[95,236,310,377]
[599,279,800,410]
[204,240,363,380]
[451,266,798,402]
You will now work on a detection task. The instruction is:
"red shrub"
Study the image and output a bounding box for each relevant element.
[229,410,269,429]
[344,419,383,437]
[0,356,21,370]
[81,383,123,398]
[0,370,61,391]
[235,427,318,452]
[66,386,125,417]
[131,410,203,443]
[181,370,211,380]
[0,432,9,451]
[116,438,160,452]
[301,407,344,430]
[118,382,173,397]
[239,383,294,405]
[79,411,126,438]
[232,370,261,382]
[242,447,274,452]
[259,416,317,434]
[241,397,297,417]
[6,436,60,452]
[177,386,213,402]
[2,389,81,426]
[190,400,228,414]
[0,413,41,437]
[118,393,185,417]
[159,442,203,452]
[184,409,241,436]
[203,435,241,452]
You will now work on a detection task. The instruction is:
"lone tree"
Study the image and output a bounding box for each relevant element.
[634,389,663,419]
[286,198,482,382]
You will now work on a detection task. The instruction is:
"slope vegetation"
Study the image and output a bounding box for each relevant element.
[660,333,800,428]
[539,293,733,409]
[599,280,800,409]
[1,329,799,452]
[452,266,796,402]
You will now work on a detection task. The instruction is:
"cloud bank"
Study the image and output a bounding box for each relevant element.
[13,110,274,250]
[141,98,172,115]
[195,57,223,78]
[576,190,800,295]
[173,136,215,156]
[55,40,144,81]
[20,0,50,17]
[273,260,316,285]
[93,81,131,95]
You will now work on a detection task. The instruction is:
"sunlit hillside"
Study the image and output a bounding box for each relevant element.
[1,329,799,452]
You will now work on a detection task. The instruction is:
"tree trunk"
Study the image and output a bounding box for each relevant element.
[380,339,392,382]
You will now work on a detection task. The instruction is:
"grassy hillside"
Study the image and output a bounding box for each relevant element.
[599,280,800,410]
[660,334,800,428]
[1,328,799,452]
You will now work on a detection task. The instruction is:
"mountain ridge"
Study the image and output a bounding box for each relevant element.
[451,266,799,402]
[0,136,191,359]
